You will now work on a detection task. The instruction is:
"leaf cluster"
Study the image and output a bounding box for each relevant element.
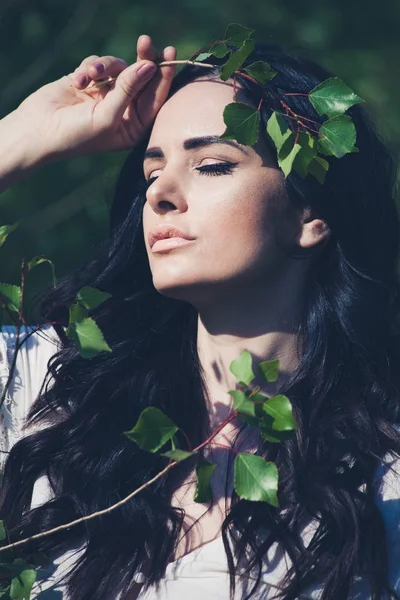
[197,23,364,183]
[124,350,297,508]
[0,521,43,600]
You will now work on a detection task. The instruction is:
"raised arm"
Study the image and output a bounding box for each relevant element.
[0,35,176,194]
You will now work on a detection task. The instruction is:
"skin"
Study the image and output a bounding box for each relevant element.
[0,36,331,599]
[142,79,330,433]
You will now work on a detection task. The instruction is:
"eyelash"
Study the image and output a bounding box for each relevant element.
[144,162,237,187]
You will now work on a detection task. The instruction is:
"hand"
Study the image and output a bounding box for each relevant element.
[13,36,176,163]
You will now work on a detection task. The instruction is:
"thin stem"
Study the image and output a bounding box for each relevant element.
[277,109,324,138]
[179,428,193,452]
[280,100,323,129]
[248,385,261,398]
[187,39,226,62]
[284,93,310,97]
[158,60,214,68]
[0,409,240,554]
[90,60,215,89]
[19,258,28,334]
[16,321,61,351]
[0,461,176,554]
[234,71,258,85]
[193,411,238,454]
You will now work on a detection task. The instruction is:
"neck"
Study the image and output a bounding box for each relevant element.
[195,269,304,432]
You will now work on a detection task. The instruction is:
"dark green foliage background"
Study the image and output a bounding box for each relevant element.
[0,0,399,313]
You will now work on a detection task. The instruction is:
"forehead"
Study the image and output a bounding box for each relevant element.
[148,79,237,145]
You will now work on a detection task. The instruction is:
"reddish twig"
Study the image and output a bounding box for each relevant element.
[16,321,61,351]
[179,428,193,452]
[0,409,240,553]
[234,70,258,85]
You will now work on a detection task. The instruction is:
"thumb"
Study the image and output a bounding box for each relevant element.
[98,60,158,124]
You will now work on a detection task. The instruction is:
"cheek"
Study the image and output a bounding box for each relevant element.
[195,178,285,273]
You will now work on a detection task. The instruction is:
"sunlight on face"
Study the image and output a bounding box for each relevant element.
[142,79,293,309]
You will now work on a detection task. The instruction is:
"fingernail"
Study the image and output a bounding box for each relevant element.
[137,63,157,79]
[93,62,105,74]
[75,74,87,87]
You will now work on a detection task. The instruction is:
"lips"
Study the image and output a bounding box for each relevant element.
[148,225,195,249]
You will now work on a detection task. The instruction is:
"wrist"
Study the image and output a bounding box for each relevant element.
[0,110,52,192]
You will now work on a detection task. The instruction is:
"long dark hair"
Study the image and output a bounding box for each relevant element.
[1,41,400,600]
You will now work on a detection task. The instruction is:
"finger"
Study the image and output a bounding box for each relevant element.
[138,45,177,116]
[86,56,128,80]
[73,56,128,90]
[75,55,100,72]
[96,60,158,127]
[69,55,100,89]
[136,35,158,62]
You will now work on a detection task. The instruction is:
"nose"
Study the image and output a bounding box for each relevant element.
[145,168,188,215]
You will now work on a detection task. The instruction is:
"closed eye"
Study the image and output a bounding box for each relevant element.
[143,162,238,188]
[195,162,238,176]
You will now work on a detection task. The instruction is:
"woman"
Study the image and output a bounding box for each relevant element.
[0,33,400,600]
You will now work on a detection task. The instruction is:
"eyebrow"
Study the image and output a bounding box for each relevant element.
[144,135,249,160]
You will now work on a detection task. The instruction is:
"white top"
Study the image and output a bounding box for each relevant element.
[1,326,400,599]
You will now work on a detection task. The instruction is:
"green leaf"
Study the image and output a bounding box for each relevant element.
[292,132,317,179]
[210,44,229,59]
[244,61,277,84]
[76,286,112,310]
[223,23,255,48]
[258,359,279,383]
[194,459,216,503]
[278,135,302,178]
[207,43,229,59]
[0,521,6,542]
[220,102,260,147]
[66,316,111,359]
[0,223,18,248]
[162,449,193,461]
[68,302,88,324]
[307,156,329,184]
[229,349,255,385]
[234,453,279,506]
[220,38,255,81]
[277,131,318,179]
[318,114,357,159]
[195,52,213,62]
[263,395,296,432]
[9,562,36,600]
[124,407,179,453]
[252,401,294,443]
[27,256,57,287]
[309,77,364,118]
[229,390,256,418]
[0,284,20,313]
[266,112,292,154]
[27,256,49,270]
[258,424,294,443]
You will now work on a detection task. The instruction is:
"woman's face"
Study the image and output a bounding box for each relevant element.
[142,78,298,308]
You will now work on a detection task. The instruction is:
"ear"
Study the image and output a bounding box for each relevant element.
[296,207,330,249]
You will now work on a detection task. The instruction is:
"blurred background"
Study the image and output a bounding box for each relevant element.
[0,0,399,319]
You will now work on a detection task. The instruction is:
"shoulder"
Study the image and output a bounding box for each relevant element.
[0,325,61,403]
[0,326,62,470]
[374,453,400,594]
